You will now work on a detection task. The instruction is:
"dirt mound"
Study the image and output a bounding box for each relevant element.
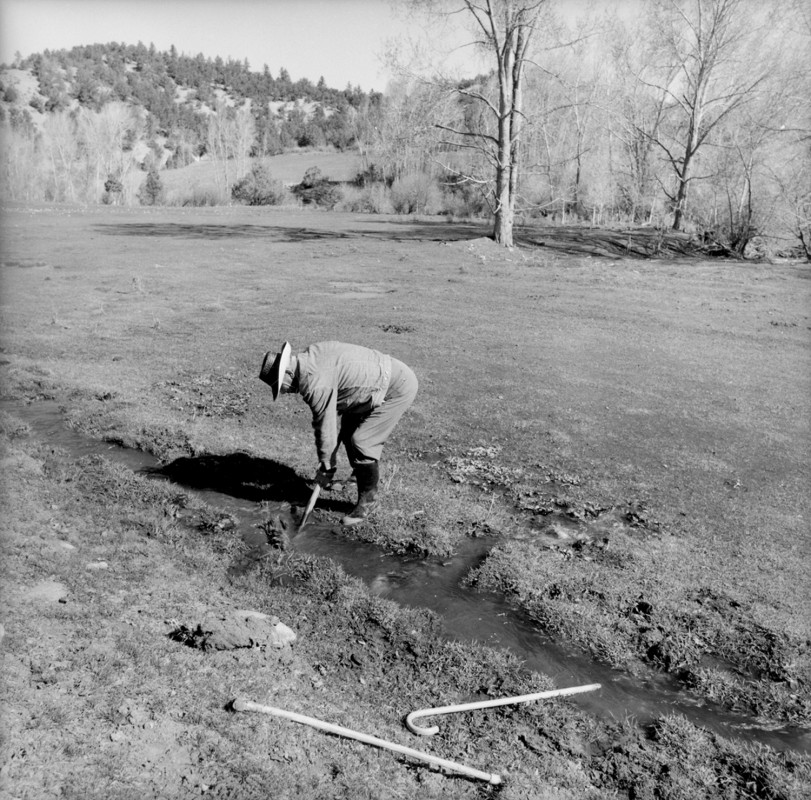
[170,609,296,652]
[444,236,506,252]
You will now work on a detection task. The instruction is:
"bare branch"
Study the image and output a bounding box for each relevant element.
[435,122,499,146]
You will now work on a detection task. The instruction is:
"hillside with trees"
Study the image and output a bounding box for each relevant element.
[4,41,375,152]
[0,41,380,204]
[1,0,809,259]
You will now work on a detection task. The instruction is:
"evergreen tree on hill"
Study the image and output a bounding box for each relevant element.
[4,41,370,159]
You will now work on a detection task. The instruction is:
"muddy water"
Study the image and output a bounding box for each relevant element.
[5,400,809,754]
[279,523,810,753]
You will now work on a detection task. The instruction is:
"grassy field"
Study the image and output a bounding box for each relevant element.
[156,150,363,198]
[1,202,810,798]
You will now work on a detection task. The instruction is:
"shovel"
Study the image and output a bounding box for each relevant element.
[299,484,320,531]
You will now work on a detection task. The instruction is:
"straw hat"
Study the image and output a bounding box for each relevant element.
[259,341,292,400]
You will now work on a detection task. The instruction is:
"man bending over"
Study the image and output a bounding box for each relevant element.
[260,341,418,526]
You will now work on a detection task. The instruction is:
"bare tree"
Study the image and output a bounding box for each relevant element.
[604,16,671,223]
[232,103,256,183]
[42,112,79,202]
[77,103,139,202]
[637,0,770,230]
[0,121,40,202]
[207,100,233,200]
[710,66,800,254]
[402,0,547,245]
[761,0,811,258]
[522,14,606,223]
[372,77,448,182]
[207,98,255,200]
[452,0,546,245]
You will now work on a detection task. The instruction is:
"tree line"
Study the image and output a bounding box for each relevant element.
[394,0,810,255]
[1,0,809,258]
[1,41,380,160]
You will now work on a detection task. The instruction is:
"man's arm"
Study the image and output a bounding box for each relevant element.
[304,384,339,467]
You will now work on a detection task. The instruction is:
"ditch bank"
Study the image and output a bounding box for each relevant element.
[4,398,809,756]
[2,398,810,799]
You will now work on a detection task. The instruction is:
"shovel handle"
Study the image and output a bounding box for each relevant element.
[299,484,321,530]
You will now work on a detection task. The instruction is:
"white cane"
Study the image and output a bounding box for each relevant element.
[406,683,602,736]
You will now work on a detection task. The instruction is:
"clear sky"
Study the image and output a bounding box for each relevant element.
[0,0,490,92]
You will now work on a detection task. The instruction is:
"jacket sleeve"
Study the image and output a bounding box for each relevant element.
[304,382,338,464]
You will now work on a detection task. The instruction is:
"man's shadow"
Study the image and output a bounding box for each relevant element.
[148,452,352,512]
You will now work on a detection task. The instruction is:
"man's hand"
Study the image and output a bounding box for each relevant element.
[314,464,336,488]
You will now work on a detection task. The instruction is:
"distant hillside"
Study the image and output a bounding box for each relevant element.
[0,42,385,205]
[0,42,381,163]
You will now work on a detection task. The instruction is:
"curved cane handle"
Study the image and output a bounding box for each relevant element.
[405,683,601,737]
[405,709,440,736]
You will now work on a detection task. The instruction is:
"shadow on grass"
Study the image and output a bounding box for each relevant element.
[149,452,311,504]
[92,218,707,257]
[93,222,353,241]
[91,219,489,243]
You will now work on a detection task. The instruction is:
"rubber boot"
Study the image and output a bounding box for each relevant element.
[341,461,379,527]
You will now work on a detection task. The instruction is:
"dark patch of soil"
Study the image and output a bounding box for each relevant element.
[515,224,734,259]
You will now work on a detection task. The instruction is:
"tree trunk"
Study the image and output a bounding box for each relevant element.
[493,79,515,246]
[672,174,688,230]
[492,15,522,247]
[493,186,515,245]
[504,23,527,245]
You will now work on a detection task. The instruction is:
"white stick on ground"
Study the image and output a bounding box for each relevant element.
[231,698,502,784]
[405,683,602,736]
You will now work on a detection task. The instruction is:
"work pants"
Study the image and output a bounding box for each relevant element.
[339,358,418,466]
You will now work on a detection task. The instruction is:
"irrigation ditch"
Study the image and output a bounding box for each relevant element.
[5,398,809,758]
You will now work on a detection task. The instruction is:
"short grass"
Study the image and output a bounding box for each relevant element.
[2,414,808,799]
[0,421,605,798]
[1,203,810,795]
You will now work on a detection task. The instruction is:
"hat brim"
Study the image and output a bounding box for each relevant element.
[260,341,292,400]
